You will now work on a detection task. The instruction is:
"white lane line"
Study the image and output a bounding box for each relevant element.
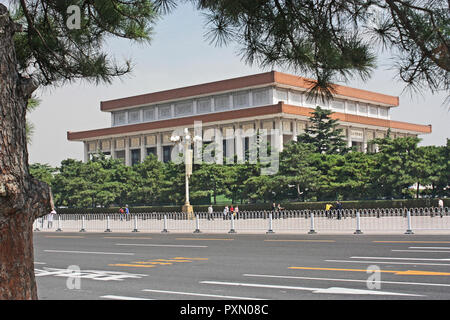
[100,295,154,300]
[351,256,450,261]
[34,262,46,265]
[243,273,450,288]
[44,250,134,256]
[200,281,422,297]
[326,259,450,267]
[116,243,207,248]
[409,247,450,250]
[392,250,450,253]
[142,289,263,300]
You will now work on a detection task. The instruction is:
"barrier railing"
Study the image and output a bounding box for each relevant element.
[32,207,449,234]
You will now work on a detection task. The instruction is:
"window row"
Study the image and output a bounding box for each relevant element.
[112,87,391,126]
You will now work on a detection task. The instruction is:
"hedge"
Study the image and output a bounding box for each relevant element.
[55,198,448,214]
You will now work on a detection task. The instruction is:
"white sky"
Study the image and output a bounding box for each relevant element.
[21,2,449,167]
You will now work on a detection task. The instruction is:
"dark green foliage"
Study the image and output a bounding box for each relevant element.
[297,106,348,154]
[34,138,449,209]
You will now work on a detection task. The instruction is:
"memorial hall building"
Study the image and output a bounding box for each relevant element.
[67,71,432,165]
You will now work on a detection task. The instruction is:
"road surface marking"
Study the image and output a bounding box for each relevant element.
[176,238,234,241]
[243,273,450,287]
[115,243,207,248]
[109,257,208,269]
[173,257,209,260]
[34,262,46,265]
[326,259,450,267]
[109,264,156,268]
[100,295,154,300]
[264,239,336,242]
[200,281,422,296]
[44,249,134,255]
[392,250,450,253]
[409,247,450,250]
[44,236,85,238]
[374,241,450,244]
[288,266,450,276]
[142,289,264,300]
[351,256,450,261]
[35,268,147,280]
[104,237,153,240]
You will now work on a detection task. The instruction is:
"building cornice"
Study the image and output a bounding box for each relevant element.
[100,71,399,112]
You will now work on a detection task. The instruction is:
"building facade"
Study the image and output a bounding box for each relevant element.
[67,71,432,165]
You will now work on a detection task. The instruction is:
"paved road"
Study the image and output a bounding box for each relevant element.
[33,232,450,300]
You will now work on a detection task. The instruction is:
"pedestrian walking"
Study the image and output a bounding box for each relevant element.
[438,199,444,218]
[336,201,343,220]
[125,205,130,220]
[47,208,56,229]
[223,206,229,220]
[325,203,333,218]
[119,207,125,221]
[230,205,234,218]
[235,205,239,219]
[208,205,214,221]
[277,203,284,218]
[272,202,277,219]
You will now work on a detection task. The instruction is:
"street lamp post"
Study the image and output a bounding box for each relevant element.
[171,128,202,219]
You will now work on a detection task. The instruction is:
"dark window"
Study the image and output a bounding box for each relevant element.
[114,150,125,164]
[131,149,141,165]
[351,141,363,152]
[223,139,227,160]
[163,146,172,163]
[244,137,250,161]
[146,147,157,157]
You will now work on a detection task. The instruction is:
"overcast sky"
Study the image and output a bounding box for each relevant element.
[21,2,449,167]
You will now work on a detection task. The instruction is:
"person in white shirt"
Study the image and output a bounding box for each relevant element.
[208,205,214,221]
[223,206,229,220]
[47,208,56,229]
[438,199,444,218]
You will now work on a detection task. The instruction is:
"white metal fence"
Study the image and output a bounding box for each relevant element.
[32,207,450,234]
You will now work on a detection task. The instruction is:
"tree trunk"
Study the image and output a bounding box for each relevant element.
[0,5,52,300]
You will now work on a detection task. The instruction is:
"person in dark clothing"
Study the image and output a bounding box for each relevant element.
[336,201,343,220]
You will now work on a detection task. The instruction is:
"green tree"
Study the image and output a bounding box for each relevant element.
[191,163,227,205]
[372,136,421,198]
[278,141,320,201]
[29,163,55,186]
[189,0,448,98]
[130,154,165,205]
[327,152,377,200]
[298,106,348,154]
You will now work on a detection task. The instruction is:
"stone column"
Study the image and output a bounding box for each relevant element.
[235,123,244,163]
[292,120,298,142]
[274,117,284,152]
[125,137,131,166]
[157,133,163,162]
[215,125,223,165]
[111,138,116,159]
[140,136,146,162]
[83,141,89,163]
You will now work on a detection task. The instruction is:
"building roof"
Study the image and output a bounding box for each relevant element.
[100,71,399,112]
[67,102,431,141]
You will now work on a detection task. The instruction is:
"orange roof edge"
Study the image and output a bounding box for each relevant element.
[100,71,400,111]
[273,71,399,107]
